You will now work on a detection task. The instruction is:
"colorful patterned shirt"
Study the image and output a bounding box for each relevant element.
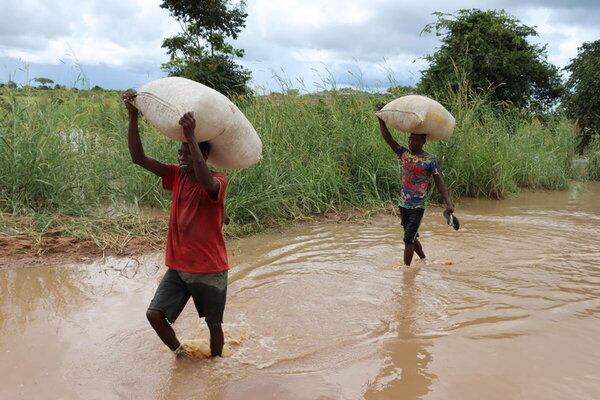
[395,146,440,209]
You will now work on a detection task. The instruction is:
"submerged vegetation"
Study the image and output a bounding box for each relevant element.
[0,82,591,252]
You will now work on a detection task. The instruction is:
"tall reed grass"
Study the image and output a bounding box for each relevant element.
[585,135,600,180]
[427,87,575,198]
[0,83,578,234]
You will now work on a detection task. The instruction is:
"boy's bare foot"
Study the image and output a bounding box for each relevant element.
[414,257,427,266]
[173,343,191,358]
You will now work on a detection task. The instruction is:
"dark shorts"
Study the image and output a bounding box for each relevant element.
[400,207,425,244]
[148,268,228,326]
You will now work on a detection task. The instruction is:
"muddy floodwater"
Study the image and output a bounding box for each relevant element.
[1,182,599,400]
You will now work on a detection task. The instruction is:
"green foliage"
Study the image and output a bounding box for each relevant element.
[0,86,578,233]
[0,88,174,215]
[386,85,417,97]
[33,77,54,88]
[419,9,564,111]
[585,136,600,180]
[422,83,574,199]
[160,0,252,96]
[563,40,600,150]
[162,54,251,96]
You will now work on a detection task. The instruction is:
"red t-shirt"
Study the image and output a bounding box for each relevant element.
[162,164,229,273]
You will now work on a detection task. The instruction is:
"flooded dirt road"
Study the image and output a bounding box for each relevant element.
[1,182,599,400]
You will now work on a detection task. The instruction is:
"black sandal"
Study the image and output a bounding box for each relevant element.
[443,211,460,231]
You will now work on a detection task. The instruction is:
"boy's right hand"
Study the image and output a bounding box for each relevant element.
[375,102,387,123]
[123,91,138,116]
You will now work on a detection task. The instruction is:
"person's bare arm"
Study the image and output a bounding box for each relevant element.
[123,91,167,178]
[375,103,401,153]
[179,112,220,199]
[433,173,454,214]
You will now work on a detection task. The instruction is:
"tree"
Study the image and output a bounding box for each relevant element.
[563,40,600,149]
[387,84,417,97]
[419,9,564,110]
[160,0,252,96]
[33,77,54,89]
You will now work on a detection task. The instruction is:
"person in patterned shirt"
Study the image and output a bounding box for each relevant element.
[376,103,454,266]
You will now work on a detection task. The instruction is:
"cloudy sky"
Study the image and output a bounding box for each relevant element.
[0,0,598,92]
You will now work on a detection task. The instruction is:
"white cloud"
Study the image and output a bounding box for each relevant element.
[254,0,374,30]
[523,8,600,67]
[0,0,598,90]
[0,0,179,66]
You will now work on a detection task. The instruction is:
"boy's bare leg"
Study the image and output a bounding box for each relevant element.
[414,238,426,260]
[208,323,224,357]
[404,239,426,266]
[146,310,180,351]
[404,243,415,266]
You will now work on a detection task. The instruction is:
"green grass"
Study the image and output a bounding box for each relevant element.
[0,85,579,244]
[585,135,600,180]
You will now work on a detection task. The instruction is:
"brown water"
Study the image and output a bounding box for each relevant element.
[2,182,599,400]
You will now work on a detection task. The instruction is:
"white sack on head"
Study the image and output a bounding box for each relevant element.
[133,77,262,169]
[375,95,455,141]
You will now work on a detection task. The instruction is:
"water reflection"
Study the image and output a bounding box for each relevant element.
[0,266,86,328]
[365,267,436,399]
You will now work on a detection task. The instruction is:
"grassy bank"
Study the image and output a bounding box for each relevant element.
[0,86,578,250]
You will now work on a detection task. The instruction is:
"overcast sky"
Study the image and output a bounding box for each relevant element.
[0,0,598,92]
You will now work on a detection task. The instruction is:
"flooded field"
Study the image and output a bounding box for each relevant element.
[1,182,599,400]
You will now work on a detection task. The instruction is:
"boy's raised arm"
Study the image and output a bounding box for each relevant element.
[376,103,401,153]
[179,112,220,199]
[123,91,167,178]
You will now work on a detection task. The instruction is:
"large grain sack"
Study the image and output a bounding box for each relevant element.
[133,77,262,169]
[375,95,455,141]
